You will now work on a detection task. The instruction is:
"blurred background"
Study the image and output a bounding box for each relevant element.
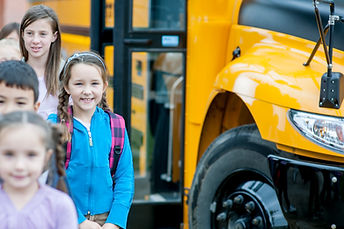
[0,0,29,27]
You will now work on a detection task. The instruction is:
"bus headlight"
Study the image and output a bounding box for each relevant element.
[289,109,344,152]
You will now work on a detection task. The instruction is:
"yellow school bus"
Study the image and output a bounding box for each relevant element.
[32,0,344,228]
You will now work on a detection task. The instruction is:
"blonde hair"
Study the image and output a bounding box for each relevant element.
[57,51,110,141]
[20,5,61,96]
[0,39,21,61]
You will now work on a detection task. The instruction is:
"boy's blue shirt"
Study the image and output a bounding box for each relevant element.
[48,107,134,228]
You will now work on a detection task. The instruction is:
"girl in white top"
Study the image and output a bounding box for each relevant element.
[19,5,62,119]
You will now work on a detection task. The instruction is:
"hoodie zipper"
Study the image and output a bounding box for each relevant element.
[73,117,95,216]
[87,129,93,146]
[86,124,93,215]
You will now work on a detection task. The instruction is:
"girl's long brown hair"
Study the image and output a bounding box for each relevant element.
[19,4,61,96]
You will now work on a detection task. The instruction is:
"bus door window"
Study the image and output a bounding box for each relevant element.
[131,52,184,198]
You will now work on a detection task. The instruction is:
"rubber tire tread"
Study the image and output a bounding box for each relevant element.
[188,124,278,229]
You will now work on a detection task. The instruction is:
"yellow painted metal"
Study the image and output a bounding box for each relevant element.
[132,0,150,28]
[184,0,239,226]
[60,33,90,57]
[215,25,344,156]
[104,46,114,77]
[104,45,114,110]
[31,0,90,27]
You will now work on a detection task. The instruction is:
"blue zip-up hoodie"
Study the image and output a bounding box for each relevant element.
[48,107,134,228]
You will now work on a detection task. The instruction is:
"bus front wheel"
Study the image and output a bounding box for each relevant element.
[188,124,288,229]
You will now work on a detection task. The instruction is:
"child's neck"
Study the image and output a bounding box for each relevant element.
[73,106,96,124]
[27,57,47,77]
[3,181,39,210]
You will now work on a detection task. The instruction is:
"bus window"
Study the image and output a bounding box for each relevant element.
[131,51,184,198]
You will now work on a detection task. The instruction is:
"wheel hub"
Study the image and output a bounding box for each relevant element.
[211,180,285,229]
[221,192,266,229]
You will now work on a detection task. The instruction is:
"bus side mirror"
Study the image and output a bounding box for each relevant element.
[319,72,344,109]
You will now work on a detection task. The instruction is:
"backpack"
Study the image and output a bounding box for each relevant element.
[64,106,125,177]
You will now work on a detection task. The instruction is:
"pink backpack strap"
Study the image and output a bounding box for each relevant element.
[65,106,73,169]
[64,108,125,177]
[106,110,125,177]
[109,115,115,168]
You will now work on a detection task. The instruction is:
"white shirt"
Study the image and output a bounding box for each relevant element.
[37,76,58,119]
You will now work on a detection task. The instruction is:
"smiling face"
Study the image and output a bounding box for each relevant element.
[0,82,39,114]
[65,63,107,117]
[0,124,51,192]
[22,18,57,62]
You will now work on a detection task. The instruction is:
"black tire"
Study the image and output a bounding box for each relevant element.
[188,124,287,229]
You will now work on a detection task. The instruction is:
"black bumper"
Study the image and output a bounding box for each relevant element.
[269,154,344,229]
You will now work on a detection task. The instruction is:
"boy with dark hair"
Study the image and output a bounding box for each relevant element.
[0,60,40,114]
[0,60,63,187]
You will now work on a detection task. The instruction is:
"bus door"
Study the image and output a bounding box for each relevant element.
[113,0,186,228]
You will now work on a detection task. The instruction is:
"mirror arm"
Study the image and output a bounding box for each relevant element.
[303,24,329,66]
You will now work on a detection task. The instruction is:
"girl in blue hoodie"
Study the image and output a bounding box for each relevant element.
[48,51,134,229]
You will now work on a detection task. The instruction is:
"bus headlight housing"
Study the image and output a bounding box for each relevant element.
[289,109,344,153]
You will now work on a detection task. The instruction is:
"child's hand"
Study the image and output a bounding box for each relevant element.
[79,219,102,229]
[102,223,119,229]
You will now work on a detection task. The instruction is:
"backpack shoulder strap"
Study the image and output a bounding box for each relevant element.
[106,110,125,177]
